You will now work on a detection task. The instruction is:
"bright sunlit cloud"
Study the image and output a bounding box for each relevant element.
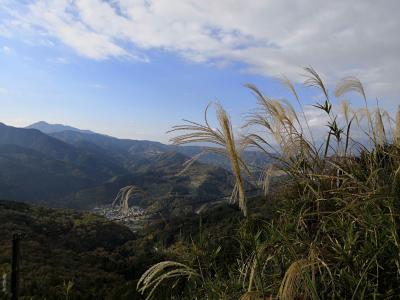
[1,0,400,99]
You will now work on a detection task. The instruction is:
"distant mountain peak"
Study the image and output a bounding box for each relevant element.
[32,121,49,125]
[26,121,96,135]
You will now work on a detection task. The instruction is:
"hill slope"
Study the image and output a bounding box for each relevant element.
[0,200,156,299]
[26,121,96,134]
[27,121,271,170]
[0,123,234,210]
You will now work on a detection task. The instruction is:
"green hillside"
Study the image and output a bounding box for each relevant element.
[0,123,235,211]
[0,198,250,299]
[0,200,158,299]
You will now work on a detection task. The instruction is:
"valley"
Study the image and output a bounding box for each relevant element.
[0,121,252,212]
[91,204,147,232]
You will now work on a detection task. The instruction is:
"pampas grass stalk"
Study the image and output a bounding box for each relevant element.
[137,261,199,300]
[138,67,400,299]
[169,103,249,217]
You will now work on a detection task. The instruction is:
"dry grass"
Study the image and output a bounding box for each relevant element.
[137,67,400,299]
[137,261,199,300]
[112,185,146,214]
[169,103,249,216]
[395,106,400,146]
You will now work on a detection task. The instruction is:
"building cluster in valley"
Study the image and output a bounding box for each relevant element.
[92,204,147,232]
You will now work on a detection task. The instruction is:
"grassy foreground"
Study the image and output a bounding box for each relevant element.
[137,68,400,299]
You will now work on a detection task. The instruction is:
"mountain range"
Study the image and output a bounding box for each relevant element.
[0,121,268,211]
[26,121,96,135]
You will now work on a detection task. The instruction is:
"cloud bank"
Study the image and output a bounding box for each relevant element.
[1,0,400,101]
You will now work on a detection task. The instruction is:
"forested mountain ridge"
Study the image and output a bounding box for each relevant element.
[33,121,271,169]
[0,122,235,210]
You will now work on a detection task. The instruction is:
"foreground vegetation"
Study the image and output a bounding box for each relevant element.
[0,196,256,299]
[137,68,400,299]
[0,200,163,299]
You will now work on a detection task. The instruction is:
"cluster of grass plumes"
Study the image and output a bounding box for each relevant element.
[112,185,146,215]
[138,68,400,299]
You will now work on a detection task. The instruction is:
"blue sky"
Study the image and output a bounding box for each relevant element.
[0,35,291,141]
[0,1,399,142]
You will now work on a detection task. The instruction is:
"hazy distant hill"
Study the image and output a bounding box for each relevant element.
[0,122,234,210]
[27,121,271,170]
[0,123,126,178]
[26,120,96,134]
[48,129,169,170]
[27,121,169,155]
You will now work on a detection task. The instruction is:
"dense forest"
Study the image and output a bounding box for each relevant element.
[0,196,260,299]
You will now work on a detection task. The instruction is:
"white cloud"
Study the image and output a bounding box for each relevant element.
[47,56,70,64]
[1,46,11,55]
[88,83,105,89]
[2,0,400,105]
[304,106,329,129]
[0,87,9,94]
